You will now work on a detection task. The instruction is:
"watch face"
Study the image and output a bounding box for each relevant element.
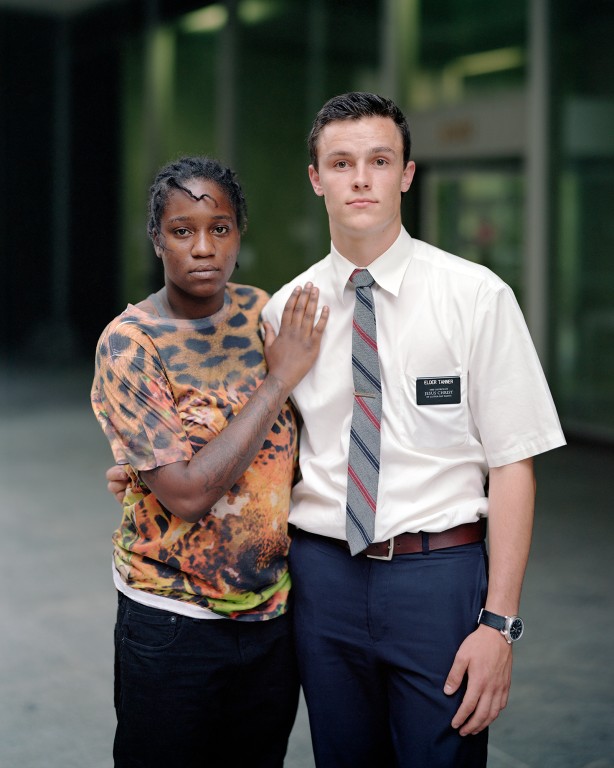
[509,617,524,641]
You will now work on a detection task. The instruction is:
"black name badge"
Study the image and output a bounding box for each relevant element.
[416,377,461,405]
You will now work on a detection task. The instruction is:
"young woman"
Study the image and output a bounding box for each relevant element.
[91,156,328,768]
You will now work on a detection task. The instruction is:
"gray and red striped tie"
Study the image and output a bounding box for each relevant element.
[346,269,382,555]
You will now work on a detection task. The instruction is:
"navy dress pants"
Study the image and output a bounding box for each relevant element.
[113,593,300,768]
[289,531,489,768]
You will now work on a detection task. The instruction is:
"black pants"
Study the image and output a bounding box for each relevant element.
[113,592,300,768]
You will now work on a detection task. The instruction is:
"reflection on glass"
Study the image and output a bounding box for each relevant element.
[423,169,524,305]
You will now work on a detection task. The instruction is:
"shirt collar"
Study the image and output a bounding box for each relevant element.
[330,227,414,304]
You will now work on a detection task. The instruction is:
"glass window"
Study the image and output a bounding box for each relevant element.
[552,1,614,435]
[422,167,524,303]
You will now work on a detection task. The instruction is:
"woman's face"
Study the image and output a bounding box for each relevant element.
[156,178,241,318]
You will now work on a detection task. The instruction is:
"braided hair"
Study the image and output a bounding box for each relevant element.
[147,156,248,248]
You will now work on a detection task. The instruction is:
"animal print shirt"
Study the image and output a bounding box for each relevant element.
[91,284,297,621]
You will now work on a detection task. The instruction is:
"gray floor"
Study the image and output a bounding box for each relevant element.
[1,364,613,768]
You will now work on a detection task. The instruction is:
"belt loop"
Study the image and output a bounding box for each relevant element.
[421,531,430,555]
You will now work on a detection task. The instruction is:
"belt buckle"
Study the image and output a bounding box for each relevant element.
[366,536,394,561]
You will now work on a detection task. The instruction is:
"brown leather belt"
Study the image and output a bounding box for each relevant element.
[296,520,486,561]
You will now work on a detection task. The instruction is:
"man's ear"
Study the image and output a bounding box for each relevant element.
[308,164,324,197]
[401,161,416,193]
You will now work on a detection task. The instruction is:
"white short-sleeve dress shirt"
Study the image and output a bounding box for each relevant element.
[262,227,566,541]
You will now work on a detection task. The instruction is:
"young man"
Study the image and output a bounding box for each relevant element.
[262,92,566,767]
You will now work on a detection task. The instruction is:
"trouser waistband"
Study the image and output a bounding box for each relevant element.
[293,519,486,560]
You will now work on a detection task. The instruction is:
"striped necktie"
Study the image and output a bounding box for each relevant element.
[346,269,382,555]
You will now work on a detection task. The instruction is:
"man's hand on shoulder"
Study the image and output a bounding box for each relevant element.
[444,624,513,736]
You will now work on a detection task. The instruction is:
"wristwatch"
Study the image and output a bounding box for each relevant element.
[478,608,524,644]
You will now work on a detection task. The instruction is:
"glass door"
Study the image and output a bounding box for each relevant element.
[420,165,525,306]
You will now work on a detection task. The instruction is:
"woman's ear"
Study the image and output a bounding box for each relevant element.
[152,232,163,259]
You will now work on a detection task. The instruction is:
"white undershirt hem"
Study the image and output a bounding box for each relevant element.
[112,561,225,619]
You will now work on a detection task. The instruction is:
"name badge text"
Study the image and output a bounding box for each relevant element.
[416,376,461,405]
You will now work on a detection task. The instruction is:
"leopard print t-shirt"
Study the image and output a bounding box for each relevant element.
[91,284,297,621]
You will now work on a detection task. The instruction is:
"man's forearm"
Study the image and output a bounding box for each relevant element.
[484,457,536,615]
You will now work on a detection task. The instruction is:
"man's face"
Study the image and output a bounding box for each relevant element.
[308,116,415,246]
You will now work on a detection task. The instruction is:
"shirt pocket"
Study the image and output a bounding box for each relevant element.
[399,370,468,449]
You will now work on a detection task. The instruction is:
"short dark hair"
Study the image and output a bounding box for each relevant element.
[147,156,248,246]
[308,92,411,170]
